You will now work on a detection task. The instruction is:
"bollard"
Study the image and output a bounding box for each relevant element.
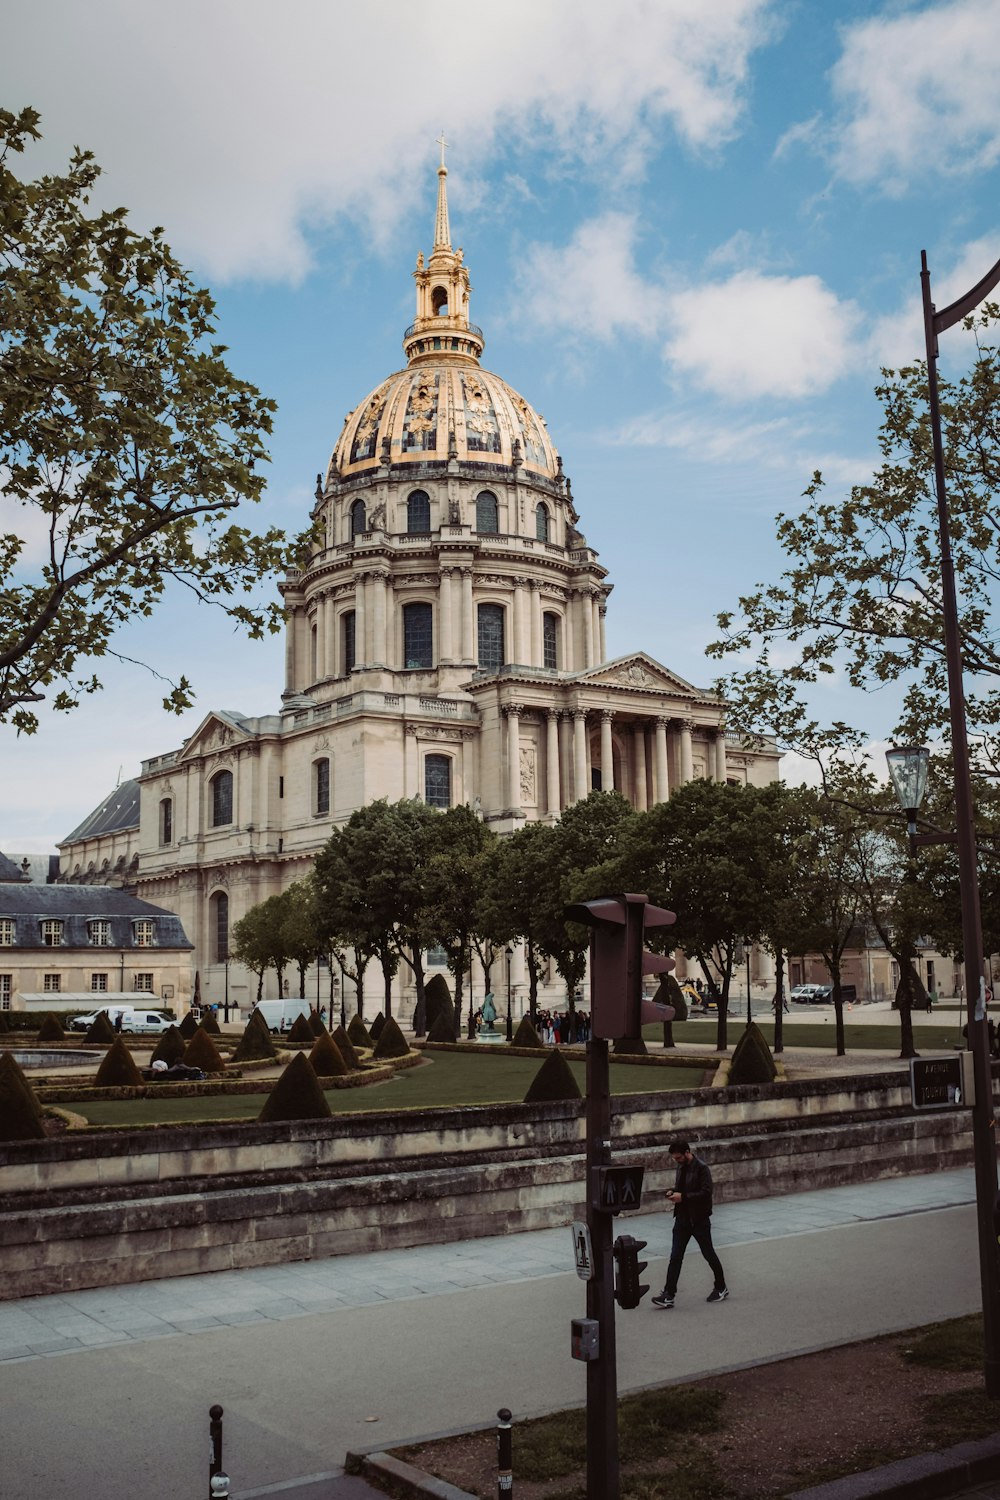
[209,1404,224,1500]
[496,1407,513,1496]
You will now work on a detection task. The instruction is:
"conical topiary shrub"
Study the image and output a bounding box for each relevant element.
[284,1012,314,1046]
[372,1015,410,1059]
[181,1024,226,1073]
[332,1024,361,1071]
[95,1037,143,1087]
[614,1032,648,1056]
[308,1009,327,1037]
[424,973,452,1032]
[85,1010,116,1044]
[231,1011,276,1063]
[523,1049,583,1103]
[257,1051,332,1123]
[512,1015,544,1048]
[308,1031,349,1077]
[426,997,457,1043]
[658,975,687,1051]
[369,1012,386,1042]
[727,1021,777,1086]
[0,1052,46,1140]
[201,1008,221,1035]
[347,1014,372,1050]
[36,1012,65,1042]
[179,1010,199,1040]
[150,1025,186,1066]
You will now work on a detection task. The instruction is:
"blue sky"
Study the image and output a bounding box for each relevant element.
[3,0,1000,850]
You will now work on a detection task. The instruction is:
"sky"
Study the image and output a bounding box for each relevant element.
[3,0,1000,852]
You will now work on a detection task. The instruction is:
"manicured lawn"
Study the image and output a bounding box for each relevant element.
[72,1049,704,1126]
[648,1018,967,1051]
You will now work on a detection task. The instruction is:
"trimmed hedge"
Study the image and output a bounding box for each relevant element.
[201,1008,222,1036]
[427,998,457,1044]
[286,1013,315,1047]
[308,1031,349,1077]
[331,1024,361,1071]
[36,1012,65,1042]
[257,1052,332,1123]
[512,1015,544,1049]
[424,973,452,1032]
[95,1037,143,1087]
[523,1049,582,1103]
[231,1011,276,1063]
[0,1051,46,1140]
[369,1012,386,1042]
[728,1021,777,1086]
[347,1014,372,1050]
[178,1011,200,1040]
[182,1025,226,1073]
[372,1015,410,1060]
[85,1010,117,1044]
[150,1025,186,1066]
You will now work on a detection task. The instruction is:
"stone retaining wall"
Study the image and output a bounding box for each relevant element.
[0,1071,977,1299]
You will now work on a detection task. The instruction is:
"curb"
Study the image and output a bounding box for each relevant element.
[784,1432,1000,1499]
[345,1449,477,1499]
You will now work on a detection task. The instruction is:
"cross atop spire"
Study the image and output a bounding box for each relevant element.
[434,132,451,251]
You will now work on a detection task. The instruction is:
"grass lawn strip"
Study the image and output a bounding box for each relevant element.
[395,1316,993,1499]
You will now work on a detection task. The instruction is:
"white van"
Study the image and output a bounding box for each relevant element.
[251,999,311,1034]
[68,1008,172,1035]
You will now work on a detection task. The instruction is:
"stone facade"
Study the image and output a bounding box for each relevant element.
[57,157,779,1018]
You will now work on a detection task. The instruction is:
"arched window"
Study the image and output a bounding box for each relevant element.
[425,754,452,809]
[476,490,499,534]
[210,891,229,963]
[535,502,550,542]
[403,601,433,669]
[211,770,233,827]
[431,285,449,316]
[543,612,559,670]
[314,758,331,816]
[159,797,173,846]
[407,489,431,534]
[342,610,356,674]
[477,603,505,673]
[350,499,367,539]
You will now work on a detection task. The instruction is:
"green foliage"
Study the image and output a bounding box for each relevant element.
[347,1014,372,1050]
[95,1037,143,1086]
[426,997,457,1043]
[35,1012,64,1041]
[308,1009,327,1037]
[150,1024,185,1066]
[178,1011,199,1039]
[331,1024,361,1071]
[232,881,324,999]
[523,1049,582,1103]
[231,1010,276,1063]
[257,1051,331,1123]
[708,305,1000,765]
[512,1015,544,1048]
[369,1012,386,1041]
[0,1051,46,1140]
[201,1008,221,1035]
[727,1021,777,1086]
[308,1031,348,1077]
[0,106,296,732]
[286,1013,315,1046]
[84,1010,116,1044]
[181,1025,225,1072]
[424,974,452,1032]
[372,1015,410,1059]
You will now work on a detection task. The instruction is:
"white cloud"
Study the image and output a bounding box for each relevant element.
[829,0,1000,191]
[513,213,670,342]
[664,271,862,400]
[0,0,775,283]
[869,233,1000,371]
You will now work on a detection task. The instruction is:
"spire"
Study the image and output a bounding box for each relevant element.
[434,132,450,251]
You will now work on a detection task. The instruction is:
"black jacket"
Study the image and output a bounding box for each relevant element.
[671,1155,714,1221]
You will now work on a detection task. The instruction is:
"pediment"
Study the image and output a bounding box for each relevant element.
[578,653,702,697]
[178,710,253,763]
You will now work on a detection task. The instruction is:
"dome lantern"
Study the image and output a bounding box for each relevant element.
[403,135,484,367]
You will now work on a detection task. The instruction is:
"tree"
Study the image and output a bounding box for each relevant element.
[279,881,324,1000]
[0,107,298,733]
[708,306,1000,770]
[477,820,558,1022]
[788,795,865,1057]
[421,804,496,1039]
[230,892,291,999]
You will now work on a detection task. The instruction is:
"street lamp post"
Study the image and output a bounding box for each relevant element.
[505,945,513,1042]
[887,246,1000,1398]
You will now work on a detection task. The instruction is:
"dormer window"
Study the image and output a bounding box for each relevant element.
[41,920,63,947]
[88,920,112,947]
[133,920,155,948]
[0,919,14,946]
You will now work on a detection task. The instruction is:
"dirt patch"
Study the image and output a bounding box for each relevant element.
[395,1329,989,1498]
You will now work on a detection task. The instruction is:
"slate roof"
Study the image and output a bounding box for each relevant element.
[61,780,141,844]
[0,851,24,882]
[0,885,193,950]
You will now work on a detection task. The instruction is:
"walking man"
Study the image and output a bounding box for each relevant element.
[652,1139,729,1308]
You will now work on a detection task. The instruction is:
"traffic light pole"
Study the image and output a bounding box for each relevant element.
[586,1035,620,1500]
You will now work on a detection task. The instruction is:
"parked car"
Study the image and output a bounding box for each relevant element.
[789,984,822,1002]
[68,1008,172,1035]
[803,986,834,1004]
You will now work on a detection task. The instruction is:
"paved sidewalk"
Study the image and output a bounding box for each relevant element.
[0,1169,975,1365]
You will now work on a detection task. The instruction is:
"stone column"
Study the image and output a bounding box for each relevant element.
[439,569,454,662]
[600,710,614,793]
[513,578,528,665]
[563,596,576,673]
[591,592,602,666]
[579,592,593,670]
[404,724,419,798]
[715,730,728,783]
[679,719,694,784]
[354,572,367,667]
[573,709,589,803]
[559,711,573,804]
[653,717,670,804]
[284,609,297,694]
[530,582,542,667]
[546,709,561,815]
[633,723,648,812]
[505,704,522,813]
[461,568,475,663]
[372,571,388,666]
[598,601,608,663]
[314,597,326,680]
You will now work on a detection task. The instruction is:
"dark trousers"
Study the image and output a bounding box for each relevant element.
[664,1214,725,1295]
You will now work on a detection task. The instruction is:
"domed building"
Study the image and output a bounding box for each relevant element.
[56,154,779,1018]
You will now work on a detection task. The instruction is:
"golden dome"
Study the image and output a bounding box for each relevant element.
[330,144,560,484]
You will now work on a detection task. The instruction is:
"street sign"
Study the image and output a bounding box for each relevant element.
[571,1220,594,1280]
[591,1164,645,1214]
[910,1053,975,1110]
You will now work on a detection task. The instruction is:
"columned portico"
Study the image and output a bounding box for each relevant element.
[679,718,694,784]
[572,709,589,802]
[653,717,669,803]
[546,710,561,815]
[600,710,614,792]
[504,704,522,814]
[633,722,648,811]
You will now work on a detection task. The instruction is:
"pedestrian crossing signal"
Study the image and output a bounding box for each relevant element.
[613,1234,649,1310]
[565,893,676,1040]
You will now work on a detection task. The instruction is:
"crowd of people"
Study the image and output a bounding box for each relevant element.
[533,1010,592,1044]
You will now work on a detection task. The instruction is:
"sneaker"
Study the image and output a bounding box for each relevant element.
[706,1287,729,1303]
[651,1293,675,1309]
